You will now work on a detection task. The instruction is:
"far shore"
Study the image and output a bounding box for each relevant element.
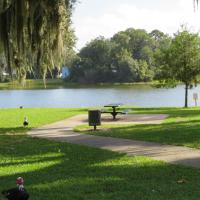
[0,79,159,90]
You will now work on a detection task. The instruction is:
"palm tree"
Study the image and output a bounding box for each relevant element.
[0,0,76,83]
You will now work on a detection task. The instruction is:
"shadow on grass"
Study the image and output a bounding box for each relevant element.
[0,127,31,135]
[1,136,200,200]
[2,108,200,199]
[171,157,200,169]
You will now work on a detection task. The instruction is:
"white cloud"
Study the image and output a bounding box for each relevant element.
[73,0,200,50]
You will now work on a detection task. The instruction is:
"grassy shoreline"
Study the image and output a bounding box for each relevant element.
[0,79,156,89]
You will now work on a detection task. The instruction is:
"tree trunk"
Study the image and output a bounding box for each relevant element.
[184,83,189,108]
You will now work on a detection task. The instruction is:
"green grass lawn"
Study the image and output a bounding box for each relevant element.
[0,108,84,133]
[75,107,200,149]
[2,108,200,199]
[2,135,200,200]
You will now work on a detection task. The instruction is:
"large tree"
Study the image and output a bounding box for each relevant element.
[0,0,76,84]
[159,27,200,107]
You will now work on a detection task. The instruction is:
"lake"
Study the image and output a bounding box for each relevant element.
[0,84,199,108]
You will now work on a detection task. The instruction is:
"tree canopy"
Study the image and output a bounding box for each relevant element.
[69,28,171,83]
[158,27,200,107]
[0,0,76,84]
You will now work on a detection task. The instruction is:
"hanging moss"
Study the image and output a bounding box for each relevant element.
[0,0,76,82]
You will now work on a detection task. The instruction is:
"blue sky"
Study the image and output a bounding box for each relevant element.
[72,0,200,50]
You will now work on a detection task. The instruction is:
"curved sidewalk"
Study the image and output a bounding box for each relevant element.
[28,114,200,169]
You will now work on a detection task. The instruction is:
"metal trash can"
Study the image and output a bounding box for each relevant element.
[88,110,101,130]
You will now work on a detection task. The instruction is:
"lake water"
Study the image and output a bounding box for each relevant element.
[0,84,200,108]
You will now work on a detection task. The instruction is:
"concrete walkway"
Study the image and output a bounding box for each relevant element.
[28,114,200,168]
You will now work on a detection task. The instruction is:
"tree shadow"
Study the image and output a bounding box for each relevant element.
[2,108,200,199]
[0,127,30,135]
[2,140,200,200]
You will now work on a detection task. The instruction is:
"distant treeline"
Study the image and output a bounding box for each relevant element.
[69,28,171,83]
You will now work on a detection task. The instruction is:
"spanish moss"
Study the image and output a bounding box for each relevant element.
[0,0,76,83]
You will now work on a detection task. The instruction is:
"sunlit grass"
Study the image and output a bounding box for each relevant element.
[0,108,84,134]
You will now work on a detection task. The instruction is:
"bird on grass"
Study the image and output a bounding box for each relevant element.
[1,177,29,200]
[23,117,28,127]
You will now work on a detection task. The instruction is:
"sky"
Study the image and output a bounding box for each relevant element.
[72,0,200,50]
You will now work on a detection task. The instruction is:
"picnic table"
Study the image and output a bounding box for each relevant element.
[102,103,125,120]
